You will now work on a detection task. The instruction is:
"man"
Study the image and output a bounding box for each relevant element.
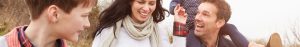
[0,0,96,47]
[192,0,236,47]
[184,0,250,47]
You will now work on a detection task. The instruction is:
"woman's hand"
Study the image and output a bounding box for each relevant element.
[174,4,187,24]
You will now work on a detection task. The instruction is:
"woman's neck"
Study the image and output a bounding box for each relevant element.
[24,22,58,47]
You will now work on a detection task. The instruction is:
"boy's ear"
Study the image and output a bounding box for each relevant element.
[47,5,59,23]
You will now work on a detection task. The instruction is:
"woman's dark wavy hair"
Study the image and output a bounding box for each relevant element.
[94,0,169,36]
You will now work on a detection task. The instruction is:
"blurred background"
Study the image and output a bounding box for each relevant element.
[226,0,300,46]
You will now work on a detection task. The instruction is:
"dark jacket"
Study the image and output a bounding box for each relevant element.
[187,33,237,47]
[186,24,249,47]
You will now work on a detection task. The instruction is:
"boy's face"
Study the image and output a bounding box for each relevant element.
[52,4,92,43]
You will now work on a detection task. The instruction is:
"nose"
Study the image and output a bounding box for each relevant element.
[195,14,203,23]
[141,6,150,14]
[83,18,90,28]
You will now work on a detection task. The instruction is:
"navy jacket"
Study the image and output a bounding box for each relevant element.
[186,24,249,47]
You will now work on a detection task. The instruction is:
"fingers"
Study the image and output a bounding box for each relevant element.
[248,42,265,47]
[175,4,180,10]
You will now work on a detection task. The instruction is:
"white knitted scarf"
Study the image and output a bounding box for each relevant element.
[101,15,161,47]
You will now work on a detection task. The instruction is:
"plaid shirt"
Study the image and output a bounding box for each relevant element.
[173,22,187,37]
[3,26,67,47]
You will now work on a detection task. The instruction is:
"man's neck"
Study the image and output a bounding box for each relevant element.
[200,31,219,47]
[24,21,58,47]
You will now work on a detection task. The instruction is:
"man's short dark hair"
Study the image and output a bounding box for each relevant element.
[200,0,231,22]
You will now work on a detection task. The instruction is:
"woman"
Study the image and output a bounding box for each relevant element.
[92,0,168,47]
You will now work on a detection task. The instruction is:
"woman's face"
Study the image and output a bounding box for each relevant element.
[131,0,156,24]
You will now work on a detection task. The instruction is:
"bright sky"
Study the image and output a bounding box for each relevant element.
[162,0,300,45]
[226,0,300,45]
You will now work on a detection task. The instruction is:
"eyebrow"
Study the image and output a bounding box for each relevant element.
[140,0,145,2]
[150,1,156,3]
[141,0,156,2]
[83,11,92,15]
[202,10,210,14]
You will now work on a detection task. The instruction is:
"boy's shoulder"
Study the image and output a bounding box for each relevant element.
[0,36,8,47]
[0,26,26,47]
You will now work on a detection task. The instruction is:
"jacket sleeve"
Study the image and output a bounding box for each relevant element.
[92,27,114,47]
[0,36,8,47]
[220,23,249,47]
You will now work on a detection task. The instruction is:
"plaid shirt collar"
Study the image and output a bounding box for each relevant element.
[16,26,66,47]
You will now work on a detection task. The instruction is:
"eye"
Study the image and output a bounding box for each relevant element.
[202,11,210,17]
[137,1,145,4]
[203,12,208,16]
[149,1,156,5]
[81,14,90,17]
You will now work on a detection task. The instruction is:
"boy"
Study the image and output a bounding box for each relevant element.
[0,0,96,47]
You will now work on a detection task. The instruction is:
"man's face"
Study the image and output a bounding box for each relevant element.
[194,2,224,38]
[53,4,92,43]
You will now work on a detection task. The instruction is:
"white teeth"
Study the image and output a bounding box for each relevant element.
[139,11,148,16]
[198,25,203,28]
[200,26,204,28]
[141,12,147,16]
[196,24,204,28]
